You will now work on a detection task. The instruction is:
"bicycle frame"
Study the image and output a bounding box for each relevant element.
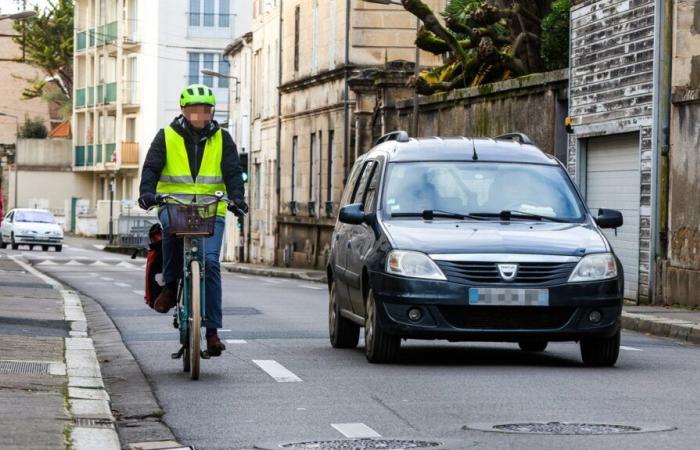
[177,235,205,347]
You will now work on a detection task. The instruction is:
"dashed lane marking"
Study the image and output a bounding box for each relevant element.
[620,346,643,352]
[299,284,325,290]
[225,339,247,344]
[331,423,381,438]
[115,282,131,288]
[132,290,145,296]
[101,277,114,281]
[252,360,302,383]
[93,245,106,250]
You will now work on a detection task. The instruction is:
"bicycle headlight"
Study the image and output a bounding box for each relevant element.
[568,253,618,282]
[386,250,446,280]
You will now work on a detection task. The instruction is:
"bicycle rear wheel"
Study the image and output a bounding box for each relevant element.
[189,260,201,380]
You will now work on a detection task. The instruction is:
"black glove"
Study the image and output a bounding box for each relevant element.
[228,198,248,216]
[138,193,158,210]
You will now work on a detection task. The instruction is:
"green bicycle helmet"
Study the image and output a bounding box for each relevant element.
[179,83,216,107]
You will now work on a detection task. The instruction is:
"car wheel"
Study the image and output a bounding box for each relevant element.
[55,245,63,252]
[580,331,620,367]
[518,341,548,352]
[11,234,18,250]
[0,233,6,249]
[329,281,360,349]
[364,289,400,364]
[41,245,49,251]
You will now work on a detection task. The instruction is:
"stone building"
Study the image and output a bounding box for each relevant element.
[660,0,700,307]
[567,0,665,303]
[277,0,445,269]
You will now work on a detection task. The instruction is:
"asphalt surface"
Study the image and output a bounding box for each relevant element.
[4,237,700,450]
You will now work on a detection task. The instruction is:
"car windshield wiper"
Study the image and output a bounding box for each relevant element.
[391,210,488,221]
[468,210,570,223]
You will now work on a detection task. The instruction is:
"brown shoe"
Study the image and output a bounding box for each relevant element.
[154,285,177,313]
[206,334,226,357]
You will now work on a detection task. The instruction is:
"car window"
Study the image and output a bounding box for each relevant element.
[351,161,376,206]
[15,210,56,224]
[382,162,585,221]
[7,212,14,222]
[362,163,381,212]
[339,160,364,208]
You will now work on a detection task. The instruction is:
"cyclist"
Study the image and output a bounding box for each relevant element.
[138,84,247,356]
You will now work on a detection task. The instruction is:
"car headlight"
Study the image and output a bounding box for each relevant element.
[386,250,446,280]
[568,253,618,282]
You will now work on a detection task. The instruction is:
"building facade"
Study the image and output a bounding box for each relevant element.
[567,0,660,303]
[277,0,445,269]
[72,0,251,232]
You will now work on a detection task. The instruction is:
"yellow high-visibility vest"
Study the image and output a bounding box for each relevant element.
[156,126,227,216]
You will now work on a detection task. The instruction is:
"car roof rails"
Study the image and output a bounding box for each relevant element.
[494,132,534,145]
[375,130,410,146]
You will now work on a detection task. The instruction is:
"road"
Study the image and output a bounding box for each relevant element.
[4,237,700,449]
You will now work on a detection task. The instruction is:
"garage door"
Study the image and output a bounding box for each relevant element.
[586,133,640,300]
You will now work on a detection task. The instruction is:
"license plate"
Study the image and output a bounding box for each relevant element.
[468,288,549,306]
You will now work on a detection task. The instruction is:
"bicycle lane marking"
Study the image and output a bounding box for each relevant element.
[252,360,302,382]
[331,423,381,438]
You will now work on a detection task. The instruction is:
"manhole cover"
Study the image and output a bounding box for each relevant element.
[262,439,443,449]
[466,421,676,435]
[0,360,50,375]
[74,418,115,429]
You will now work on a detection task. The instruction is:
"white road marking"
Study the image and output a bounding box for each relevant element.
[263,278,280,284]
[114,282,131,288]
[219,329,232,332]
[252,360,302,383]
[101,277,114,281]
[37,260,58,266]
[91,260,108,266]
[225,339,247,344]
[331,423,381,438]
[65,260,85,266]
[238,275,251,279]
[620,346,643,352]
[299,284,324,290]
[93,244,106,250]
[70,247,87,252]
[132,290,145,296]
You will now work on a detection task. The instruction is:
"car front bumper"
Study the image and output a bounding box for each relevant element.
[14,235,63,245]
[370,271,623,342]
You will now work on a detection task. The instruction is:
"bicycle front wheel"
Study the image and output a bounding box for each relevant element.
[189,260,202,380]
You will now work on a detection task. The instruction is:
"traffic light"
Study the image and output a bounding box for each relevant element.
[239,152,249,183]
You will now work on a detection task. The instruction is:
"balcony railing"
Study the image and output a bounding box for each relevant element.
[87,86,94,106]
[106,22,118,44]
[75,88,86,108]
[76,31,87,51]
[121,142,139,165]
[123,81,138,105]
[87,145,94,165]
[95,144,103,163]
[105,82,117,103]
[88,28,95,47]
[74,146,86,167]
[106,143,117,163]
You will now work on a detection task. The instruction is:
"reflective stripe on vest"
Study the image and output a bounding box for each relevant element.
[156,126,227,216]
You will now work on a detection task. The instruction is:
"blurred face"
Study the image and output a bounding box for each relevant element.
[181,104,214,130]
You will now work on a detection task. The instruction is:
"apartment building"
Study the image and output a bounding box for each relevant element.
[72,0,251,226]
[278,0,445,269]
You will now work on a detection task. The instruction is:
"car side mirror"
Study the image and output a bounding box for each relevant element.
[338,203,365,225]
[595,208,623,229]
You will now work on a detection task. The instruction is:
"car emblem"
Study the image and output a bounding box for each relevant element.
[497,263,518,281]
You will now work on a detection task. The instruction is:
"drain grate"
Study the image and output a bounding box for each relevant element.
[467,421,676,435]
[74,418,115,429]
[0,360,50,375]
[276,439,443,449]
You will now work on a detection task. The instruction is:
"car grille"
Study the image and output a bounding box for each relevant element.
[436,261,577,285]
[438,306,576,330]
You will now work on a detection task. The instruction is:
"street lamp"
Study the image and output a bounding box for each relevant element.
[363,0,421,136]
[0,112,20,209]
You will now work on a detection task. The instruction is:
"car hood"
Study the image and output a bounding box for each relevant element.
[383,219,607,256]
[13,222,62,234]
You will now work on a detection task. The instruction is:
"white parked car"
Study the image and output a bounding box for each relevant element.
[0,208,64,251]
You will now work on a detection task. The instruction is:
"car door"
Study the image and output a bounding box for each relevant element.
[332,159,365,307]
[346,159,381,315]
[1,211,14,241]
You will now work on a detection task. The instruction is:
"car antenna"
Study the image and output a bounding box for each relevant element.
[471,138,478,160]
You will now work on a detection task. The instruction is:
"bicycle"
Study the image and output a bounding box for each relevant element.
[153,191,245,380]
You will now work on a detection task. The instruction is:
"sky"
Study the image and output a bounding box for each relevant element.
[0,0,51,14]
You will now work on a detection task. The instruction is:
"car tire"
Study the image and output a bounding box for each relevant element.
[11,234,18,250]
[0,234,6,249]
[365,289,400,364]
[580,331,620,367]
[518,341,548,352]
[55,245,62,252]
[329,281,360,349]
[41,245,49,251]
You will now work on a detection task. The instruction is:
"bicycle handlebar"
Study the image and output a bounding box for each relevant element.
[153,192,247,216]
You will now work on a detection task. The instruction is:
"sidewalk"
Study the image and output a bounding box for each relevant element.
[0,254,120,450]
[223,262,700,345]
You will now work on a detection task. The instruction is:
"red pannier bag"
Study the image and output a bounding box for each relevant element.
[145,223,164,308]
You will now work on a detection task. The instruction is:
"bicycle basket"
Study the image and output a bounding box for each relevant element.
[165,201,219,236]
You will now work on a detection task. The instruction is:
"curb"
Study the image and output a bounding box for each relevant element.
[223,263,327,284]
[621,311,700,345]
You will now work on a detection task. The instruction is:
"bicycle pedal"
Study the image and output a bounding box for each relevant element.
[200,350,211,359]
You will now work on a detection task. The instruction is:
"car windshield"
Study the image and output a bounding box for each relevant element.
[15,210,56,224]
[382,162,585,222]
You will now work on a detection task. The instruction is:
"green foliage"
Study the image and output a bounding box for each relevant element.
[18,117,48,139]
[12,0,74,99]
[443,0,483,28]
[540,0,571,71]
